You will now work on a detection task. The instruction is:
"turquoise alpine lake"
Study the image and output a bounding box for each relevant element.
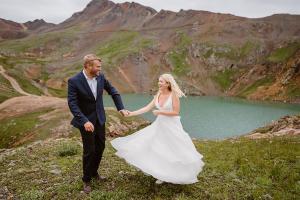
[103,94,300,139]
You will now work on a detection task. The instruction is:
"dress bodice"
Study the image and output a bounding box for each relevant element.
[155,93,173,111]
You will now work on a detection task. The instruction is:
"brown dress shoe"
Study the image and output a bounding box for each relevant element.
[94,175,107,182]
[83,182,91,194]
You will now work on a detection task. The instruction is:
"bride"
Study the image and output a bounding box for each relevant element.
[111,73,205,184]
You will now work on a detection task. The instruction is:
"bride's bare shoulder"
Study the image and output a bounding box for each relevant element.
[171,92,180,102]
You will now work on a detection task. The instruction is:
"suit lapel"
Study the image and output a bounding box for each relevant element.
[79,71,95,99]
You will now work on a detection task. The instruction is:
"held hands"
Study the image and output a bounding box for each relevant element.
[84,121,94,133]
[119,109,130,117]
[152,110,161,116]
[118,109,161,117]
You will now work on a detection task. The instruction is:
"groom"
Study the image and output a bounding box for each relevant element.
[67,54,129,193]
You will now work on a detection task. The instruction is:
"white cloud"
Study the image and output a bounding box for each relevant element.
[0,0,299,24]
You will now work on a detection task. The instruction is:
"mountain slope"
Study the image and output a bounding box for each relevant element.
[0,0,299,102]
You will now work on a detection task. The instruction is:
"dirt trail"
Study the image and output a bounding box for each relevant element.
[0,95,67,120]
[0,65,66,121]
[0,65,33,96]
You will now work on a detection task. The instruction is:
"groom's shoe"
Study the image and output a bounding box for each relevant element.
[83,182,91,194]
[94,174,107,182]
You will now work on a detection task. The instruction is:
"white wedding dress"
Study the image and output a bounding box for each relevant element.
[110,94,205,184]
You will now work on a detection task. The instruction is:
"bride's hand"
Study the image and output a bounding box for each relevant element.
[152,110,161,116]
[126,111,133,117]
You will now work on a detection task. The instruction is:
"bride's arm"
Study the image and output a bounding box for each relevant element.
[128,96,156,116]
[154,94,180,116]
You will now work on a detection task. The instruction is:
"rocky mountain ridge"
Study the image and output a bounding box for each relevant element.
[0,0,299,102]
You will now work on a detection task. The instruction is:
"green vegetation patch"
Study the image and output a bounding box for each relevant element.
[0,108,52,148]
[0,73,21,103]
[267,42,300,63]
[0,26,80,56]
[95,31,154,65]
[202,41,259,61]
[212,68,239,91]
[238,76,274,97]
[0,56,49,96]
[168,32,192,75]
[286,83,300,98]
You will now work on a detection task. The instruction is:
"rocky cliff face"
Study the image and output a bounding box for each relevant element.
[234,49,300,102]
[0,0,299,102]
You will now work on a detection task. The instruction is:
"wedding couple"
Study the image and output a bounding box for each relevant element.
[67,54,204,194]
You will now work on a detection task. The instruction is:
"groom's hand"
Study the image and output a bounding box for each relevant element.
[119,109,129,117]
[84,121,94,132]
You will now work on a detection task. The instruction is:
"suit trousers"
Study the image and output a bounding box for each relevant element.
[79,120,105,183]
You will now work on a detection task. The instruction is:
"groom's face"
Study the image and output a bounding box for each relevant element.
[88,60,102,77]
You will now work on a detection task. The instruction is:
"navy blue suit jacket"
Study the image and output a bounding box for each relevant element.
[67,71,124,128]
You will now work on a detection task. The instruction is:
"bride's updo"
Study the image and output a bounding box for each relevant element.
[159,73,186,98]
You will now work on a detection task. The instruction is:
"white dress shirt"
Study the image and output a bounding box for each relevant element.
[82,69,97,100]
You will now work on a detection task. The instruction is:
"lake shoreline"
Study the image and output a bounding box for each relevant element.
[117,92,300,105]
[105,94,300,139]
[120,113,300,142]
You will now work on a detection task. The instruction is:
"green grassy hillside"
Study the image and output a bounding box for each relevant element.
[0,136,299,199]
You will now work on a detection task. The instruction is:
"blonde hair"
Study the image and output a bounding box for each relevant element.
[158,73,186,98]
[83,54,101,68]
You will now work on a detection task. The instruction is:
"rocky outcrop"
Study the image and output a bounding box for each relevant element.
[106,107,150,137]
[240,48,300,103]
[23,19,55,31]
[245,115,300,139]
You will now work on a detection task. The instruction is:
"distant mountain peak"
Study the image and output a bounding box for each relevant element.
[61,0,157,26]
[86,0,114,8]
[61,0,115,24]
[117,1,156,13]
[24,19,55,31]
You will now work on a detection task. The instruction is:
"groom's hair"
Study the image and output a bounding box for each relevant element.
[83,54,102,68]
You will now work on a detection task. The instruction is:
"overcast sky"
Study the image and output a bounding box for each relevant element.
[0,0,299,24]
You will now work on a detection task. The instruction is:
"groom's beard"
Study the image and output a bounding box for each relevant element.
[91,70,100,77]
